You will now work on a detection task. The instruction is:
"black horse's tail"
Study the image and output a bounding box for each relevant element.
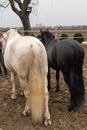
[69,46,85,111]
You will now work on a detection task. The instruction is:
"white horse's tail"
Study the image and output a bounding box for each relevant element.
[28,50,47,124]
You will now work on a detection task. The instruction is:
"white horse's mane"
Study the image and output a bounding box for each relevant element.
[4,29,20,42]
[2,29,21,51]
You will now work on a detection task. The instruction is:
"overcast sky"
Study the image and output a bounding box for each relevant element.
[0,0,87,27]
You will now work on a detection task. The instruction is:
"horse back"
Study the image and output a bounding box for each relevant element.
[57,39,84,70]
[5,36,47,73]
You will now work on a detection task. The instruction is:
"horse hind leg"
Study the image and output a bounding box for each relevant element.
[19,77,30,116]
[56,70,60,92]
[23,90,30,116]
[44,76,51,126]
[63,71,77,111]
[44,91,51,126]
[11,72,17,99]
[47,67,51,91]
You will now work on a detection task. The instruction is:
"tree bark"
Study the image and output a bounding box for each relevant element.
[21,14,31,35]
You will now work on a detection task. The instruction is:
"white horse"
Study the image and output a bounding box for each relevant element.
[0,29,51,126]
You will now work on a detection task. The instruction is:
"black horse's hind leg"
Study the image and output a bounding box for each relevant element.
[56,70,60,92]
[63,72,70,85]
[48,67,51,91]
[68,93,77,112]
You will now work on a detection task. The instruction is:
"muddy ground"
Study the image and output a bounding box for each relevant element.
[0,45,87,130]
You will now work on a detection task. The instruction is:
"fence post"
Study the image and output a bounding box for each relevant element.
[54,30,58,39]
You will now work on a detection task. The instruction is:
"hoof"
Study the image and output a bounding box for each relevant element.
[44,119,51,126]
[68,103,75,112]
[55,89,59,92]
[55,86,59,92]
[23,110,28,116]
[20,91,24,96]
[11,94,17,100]
[23,110,30,116]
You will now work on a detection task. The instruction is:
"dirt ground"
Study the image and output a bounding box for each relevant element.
[0,45,87,130]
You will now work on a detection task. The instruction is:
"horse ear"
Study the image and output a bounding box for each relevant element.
[46,29,49,31]
[40,29,43,34]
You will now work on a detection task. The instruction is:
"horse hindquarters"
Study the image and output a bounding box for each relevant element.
[68,50,84,111]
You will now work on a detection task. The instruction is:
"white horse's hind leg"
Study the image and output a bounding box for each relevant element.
[19,78,30,116]
[11,72,17,99]
[23,90,30,116]
[44,71,51,126]
[44,77,51,126]
[44,91,51,126]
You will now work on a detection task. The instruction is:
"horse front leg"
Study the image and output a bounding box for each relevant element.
[11,72,17,99]
[56,70,60,92]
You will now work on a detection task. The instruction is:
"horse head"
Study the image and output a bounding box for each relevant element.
[40,29,55,48]
[4,29,19,40]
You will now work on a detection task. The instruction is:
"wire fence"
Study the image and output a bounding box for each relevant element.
[18,29,87,41]
[1,29,87,41]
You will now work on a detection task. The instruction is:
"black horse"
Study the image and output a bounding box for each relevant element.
[39,30,85,112]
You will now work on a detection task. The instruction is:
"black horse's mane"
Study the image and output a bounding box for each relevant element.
[44,30,55,40]
[40,30,57,48]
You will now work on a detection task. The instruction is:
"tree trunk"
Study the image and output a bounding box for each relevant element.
[21,15,31,36]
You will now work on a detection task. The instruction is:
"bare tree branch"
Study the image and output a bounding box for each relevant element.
[0,3,9,8]
[14,0,22,9]
[0,0,9,8]
[9,0,20,16]
[31,0,39,6]
[30,0,39,16]
[22,0,32,12]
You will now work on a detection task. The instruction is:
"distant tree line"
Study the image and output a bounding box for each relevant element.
[1,25,87,31]
[34,25,87,30]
